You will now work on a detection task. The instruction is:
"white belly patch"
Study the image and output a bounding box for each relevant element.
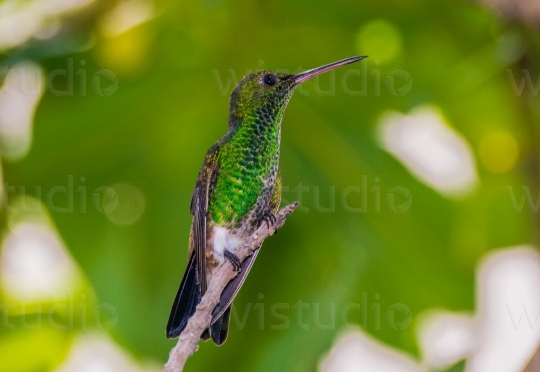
[212,226,243,262]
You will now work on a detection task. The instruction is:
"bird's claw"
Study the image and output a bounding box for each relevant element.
[224,250,241,272]
[259,211,277,230]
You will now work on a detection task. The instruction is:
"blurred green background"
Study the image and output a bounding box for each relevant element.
[1,0,540,371]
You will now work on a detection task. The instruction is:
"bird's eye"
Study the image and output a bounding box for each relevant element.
[263,74,277,86]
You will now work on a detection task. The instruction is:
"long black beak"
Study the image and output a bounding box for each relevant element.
[293,56,367,83]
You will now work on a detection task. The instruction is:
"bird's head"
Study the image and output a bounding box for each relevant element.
[228,56,367,128]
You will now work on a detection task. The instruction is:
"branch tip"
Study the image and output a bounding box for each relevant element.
[163,202,298,372]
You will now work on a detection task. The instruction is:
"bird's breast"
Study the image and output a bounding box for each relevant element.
[208,146,279,227]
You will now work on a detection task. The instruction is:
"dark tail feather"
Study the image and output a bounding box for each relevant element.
[207,306,231,345]
[210,246,261,323]
[166,254,201,338]
[201,246,262,345]
[201,328,211,341]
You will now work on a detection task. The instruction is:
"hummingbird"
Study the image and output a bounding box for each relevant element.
[166,56,366,345]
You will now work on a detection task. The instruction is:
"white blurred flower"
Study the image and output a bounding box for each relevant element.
[0,0,96,50]
[98,0,154,37]
[417,311,475,368]
[319,328,425,372]
[0,221,79,301]
[55,333,160,372]
[378,106,478,198]
[469,246,540,372]
[0,60,44,161]
[417,246,540,372]
[322,247,540,372]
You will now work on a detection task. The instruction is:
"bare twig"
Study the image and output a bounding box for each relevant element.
[163,202,298,372]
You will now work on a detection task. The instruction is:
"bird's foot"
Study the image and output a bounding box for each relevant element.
[224,250,241,272]
[258,211,277,230]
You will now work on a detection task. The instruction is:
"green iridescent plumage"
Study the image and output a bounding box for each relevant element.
[206,71,296,226]
[167,57,366,345]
